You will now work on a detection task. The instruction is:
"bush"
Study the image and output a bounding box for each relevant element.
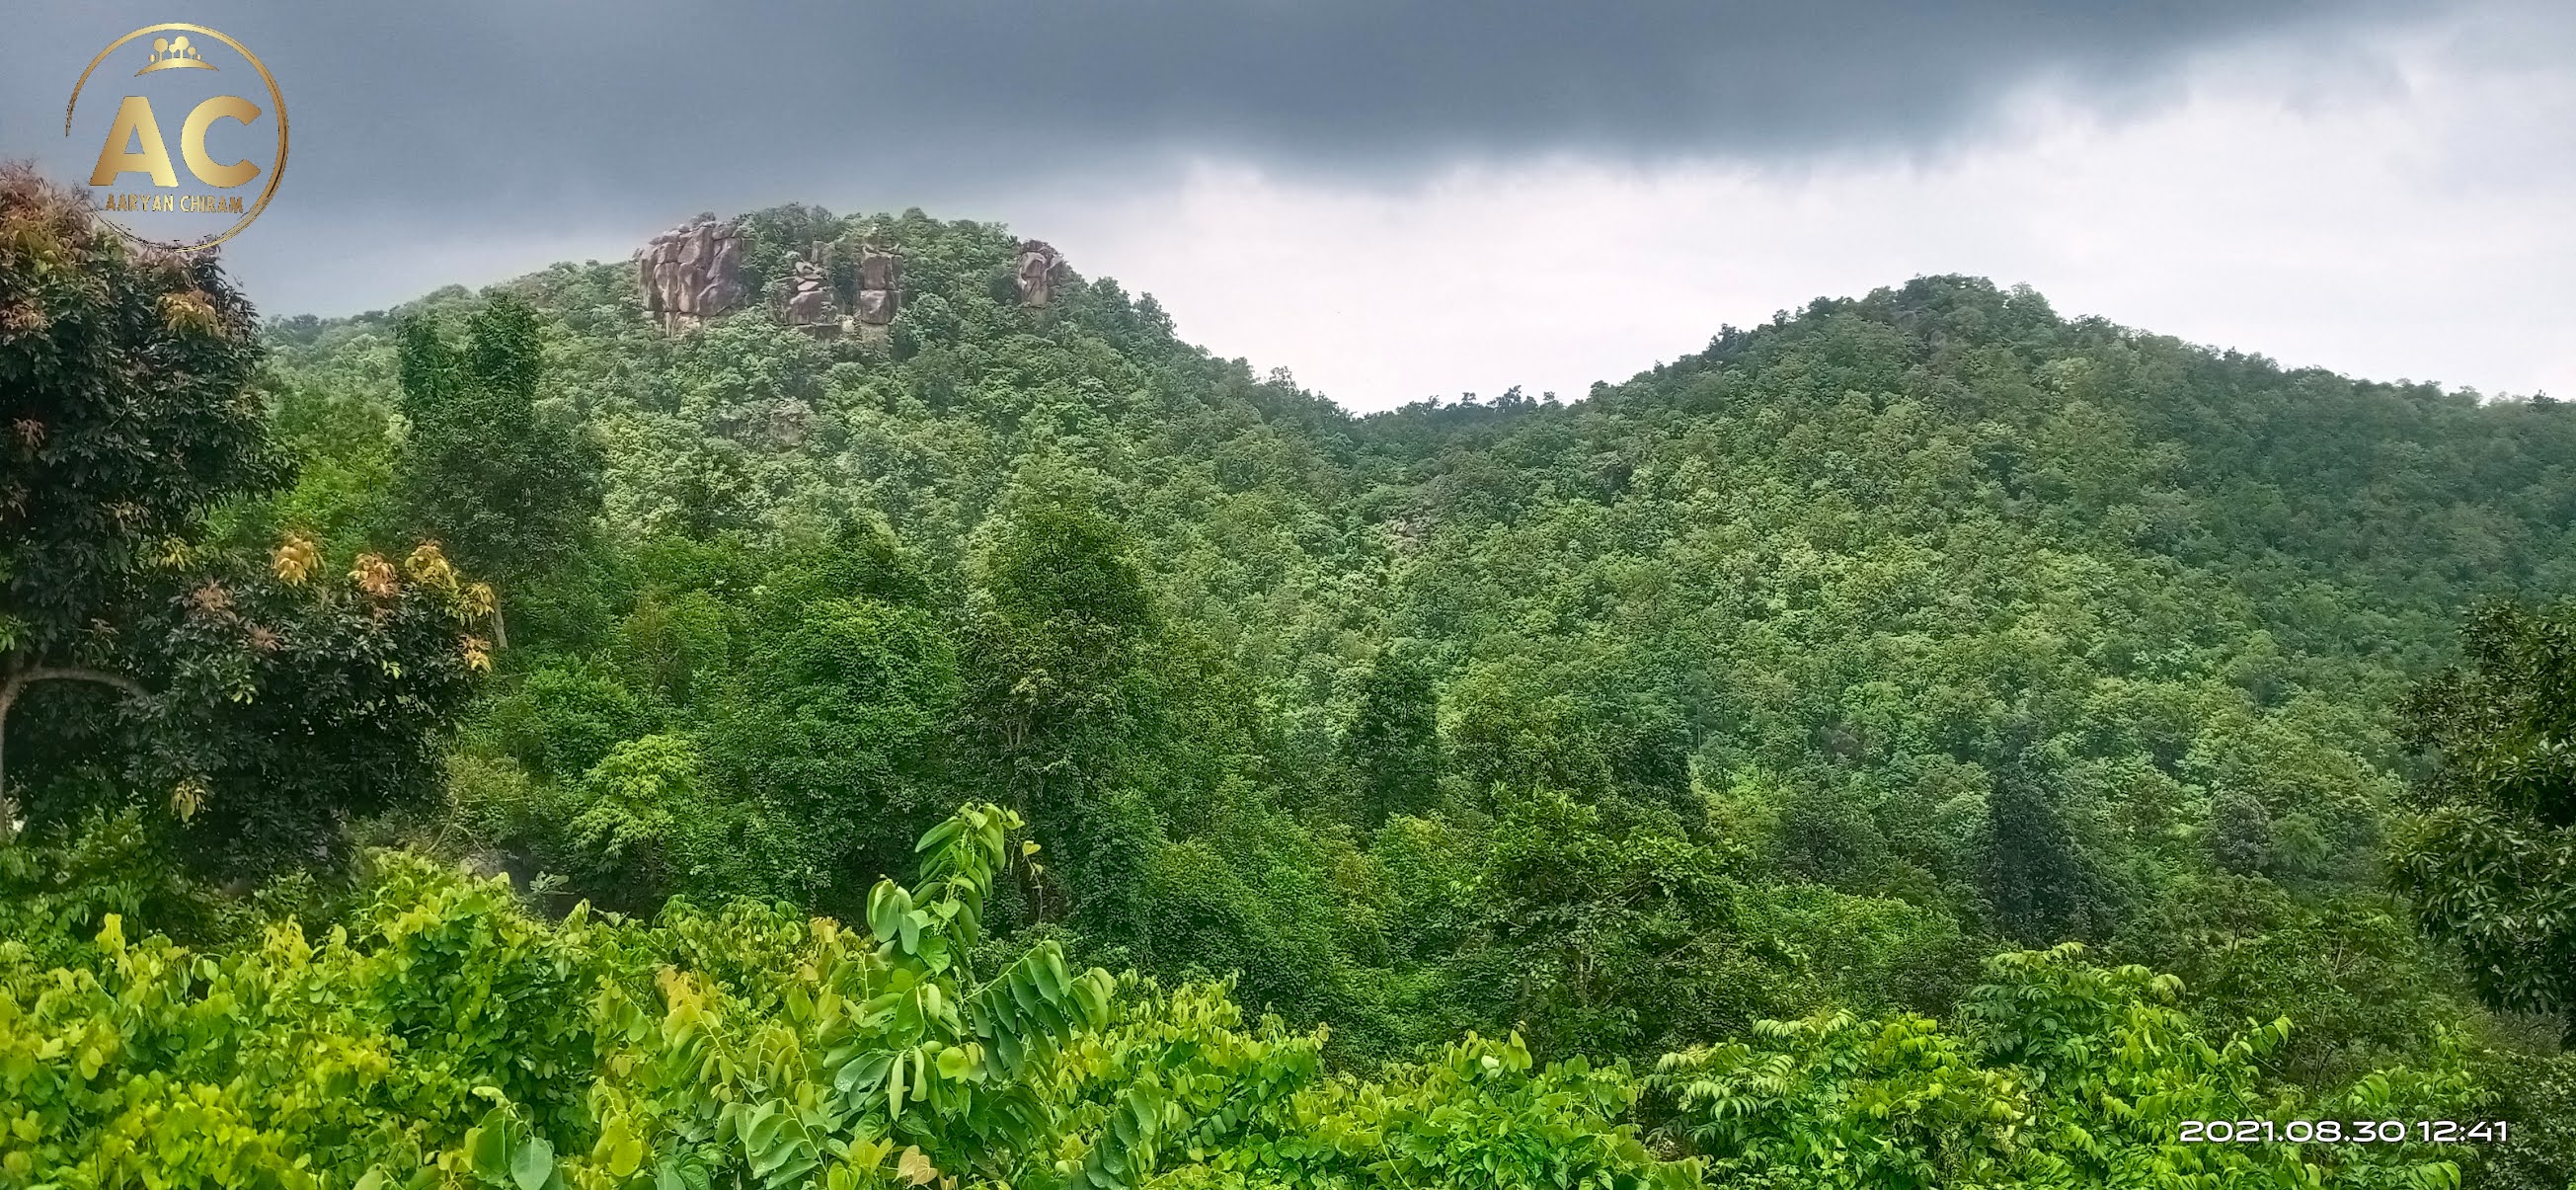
[0,804,1696,1190]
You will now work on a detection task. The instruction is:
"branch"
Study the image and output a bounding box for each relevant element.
[0,663,149,837]
[4,665,148,705]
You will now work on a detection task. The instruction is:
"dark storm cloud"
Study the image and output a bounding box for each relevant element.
[0,0,2431,312]
[7,2,2422,203]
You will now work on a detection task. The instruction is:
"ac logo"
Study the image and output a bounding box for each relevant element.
[63,24,287,252]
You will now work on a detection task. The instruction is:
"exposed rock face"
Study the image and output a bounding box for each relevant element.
[857,249,898,291]
[854,245,901,326]
[636,217,746,331]
[854,287,897,326]
[777,249,837,329]
[1014,239,1063,307]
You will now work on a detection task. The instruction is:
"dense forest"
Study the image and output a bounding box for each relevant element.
[4,163,2574,1187]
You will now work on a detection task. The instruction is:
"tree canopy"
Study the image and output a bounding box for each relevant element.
[2392,598,2576,1042]
[0,165,488,874]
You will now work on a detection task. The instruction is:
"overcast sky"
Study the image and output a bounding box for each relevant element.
[4,1,2568,411]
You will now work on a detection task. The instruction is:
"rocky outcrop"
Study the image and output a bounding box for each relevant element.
[636,217,746,332]
[1014,239,1063,308]
[854,244,900,327]
[777,248,837,330]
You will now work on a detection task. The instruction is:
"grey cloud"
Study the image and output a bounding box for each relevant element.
[10,2,2433,195]
[0,0,2443,313]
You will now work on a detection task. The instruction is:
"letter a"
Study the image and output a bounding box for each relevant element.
[90,97,179,188]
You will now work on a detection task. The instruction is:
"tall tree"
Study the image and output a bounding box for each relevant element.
[694,520,960,909]
[961,467,1162,927]
[963,467,1159,812]
[393,293,604,626]
[1985,761,2092,944]
[2391,598,2576,1043]
[0,165,487,869]
[1344,642,1443,824]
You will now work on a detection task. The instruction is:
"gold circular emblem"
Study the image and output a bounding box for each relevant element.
[63,24,288,252]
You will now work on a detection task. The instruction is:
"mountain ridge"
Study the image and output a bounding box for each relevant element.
[223,202,2574,1065]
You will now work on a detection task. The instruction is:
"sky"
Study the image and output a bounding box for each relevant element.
[3,1,2569,412]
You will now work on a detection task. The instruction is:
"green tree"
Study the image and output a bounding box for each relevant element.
[962,469,1160,885]
[695,585,960,908]
[1983,762,2096,944]
[1652,943,2479,1189]
[392,293,604,631]
[0,165,273,830]
[1344,642,1444,823]
[2112,876,2473,1090]
[1446,654,1697,819]
[0,166,487,871]
[2207,789,2275,877]
[2391,598,2576,1043]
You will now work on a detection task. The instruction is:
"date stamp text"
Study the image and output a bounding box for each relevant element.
[2179,1120,2510,1145]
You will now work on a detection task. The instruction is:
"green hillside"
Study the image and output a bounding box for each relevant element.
[7,180,2572,1187]
[240,194,2576,1075]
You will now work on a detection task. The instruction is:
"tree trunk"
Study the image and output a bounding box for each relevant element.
[0,660,148,843]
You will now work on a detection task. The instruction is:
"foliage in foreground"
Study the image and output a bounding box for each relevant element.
[4,804,2522,1190]
[0,805,1688,1190]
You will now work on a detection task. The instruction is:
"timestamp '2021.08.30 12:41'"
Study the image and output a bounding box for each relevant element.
[2178,1120,2511,1145]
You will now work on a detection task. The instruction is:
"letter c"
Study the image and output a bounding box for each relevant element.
[181,96,262,188]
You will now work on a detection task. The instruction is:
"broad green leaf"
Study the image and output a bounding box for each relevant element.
[467,1124,509,1175]
[510,1136,555,1190]
[608,1136,646,1178]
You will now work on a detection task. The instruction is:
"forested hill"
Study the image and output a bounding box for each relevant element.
[246,206,2576,1051]
[215,202,2576,1065]
[12,174,2576,1185]
[263,206,2576,690]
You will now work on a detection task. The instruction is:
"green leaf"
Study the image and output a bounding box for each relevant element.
[1007,966,1043,1017]
[836,1049,895,1095]
[867,881,904,942]
[467,1123,509,1175]
[608,1136,647,1178]
[511,1136,556,1190]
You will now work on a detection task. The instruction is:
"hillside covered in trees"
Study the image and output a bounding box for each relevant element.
[5,170,2573,1187]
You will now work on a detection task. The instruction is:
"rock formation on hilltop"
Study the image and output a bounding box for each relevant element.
[1015,239,1063,308]
[635,217,746,332]
[776,244,838,331]
[855,239,901,327]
